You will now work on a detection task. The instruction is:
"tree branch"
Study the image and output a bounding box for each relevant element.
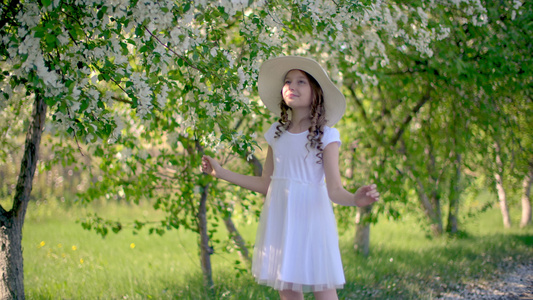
[143,26,202,73]
[390,85,431,147]
[348,83,368,121]
[111,95,133,105]
[400,139,438,222]
[65,106,85,156]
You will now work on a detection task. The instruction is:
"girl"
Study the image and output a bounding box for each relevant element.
[202,56,379,300]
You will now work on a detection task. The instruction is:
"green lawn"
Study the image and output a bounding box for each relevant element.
[22,199,533,299]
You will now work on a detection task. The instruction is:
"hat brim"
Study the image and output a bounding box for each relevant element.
[257,56,346,126]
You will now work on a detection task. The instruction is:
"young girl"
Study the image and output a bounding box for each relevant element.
[202,56,379,300]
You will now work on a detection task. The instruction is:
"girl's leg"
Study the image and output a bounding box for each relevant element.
[313,289,338,300]
[279,289,304,300]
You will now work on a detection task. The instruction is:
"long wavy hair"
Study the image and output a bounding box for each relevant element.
[274,70,327,163]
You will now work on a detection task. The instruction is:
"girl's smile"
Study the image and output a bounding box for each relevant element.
[282,70,313,110]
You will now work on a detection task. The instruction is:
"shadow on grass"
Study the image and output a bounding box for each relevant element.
[338,233,532,300]
[100,233,531,300]
[24,203,532,300]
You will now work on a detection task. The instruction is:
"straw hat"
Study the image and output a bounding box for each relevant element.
[257,56,346,126]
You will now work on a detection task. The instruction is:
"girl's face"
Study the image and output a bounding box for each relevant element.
[282,69,313,111]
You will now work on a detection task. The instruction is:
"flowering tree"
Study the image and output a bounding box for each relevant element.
[1,0,267,296]
[333,0,531,243]
[3,0,522,297]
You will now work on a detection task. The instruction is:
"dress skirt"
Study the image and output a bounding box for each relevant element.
[252,177,345,292]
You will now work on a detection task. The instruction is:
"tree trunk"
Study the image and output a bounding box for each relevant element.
[198,183,214,289]
[223,215,251,264]
[354,204,372,256]
[424,120,443,236]
[520,163,533,228]
[494,142,512,228]
[0,216,24,300]
[220,152,263,264]
[446,153,461,234]
[430,192,443,235]
[352,85,431,257]
[407,166,443,236]
[0,93,47,300]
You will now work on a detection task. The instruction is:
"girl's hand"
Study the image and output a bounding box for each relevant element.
[201,155,221,177]
[354,184,379,207]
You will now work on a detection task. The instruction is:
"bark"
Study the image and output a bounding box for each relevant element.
[430,192,443,234]
[520,163,533,228]
[246,152,263,177]
[220,153,264,265]
[223,215,251,264]
[399,130,443,236]
[494,141,512,228]
[354,204,372,256]
[198,183,214,289]
[389,88,432,147]
[446,153,462,234]
[406,165,443,236]
[424,131,443,235]
[0,217,24,300]
[0,93,47,300]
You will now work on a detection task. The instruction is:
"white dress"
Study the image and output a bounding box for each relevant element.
[252,122,345,292]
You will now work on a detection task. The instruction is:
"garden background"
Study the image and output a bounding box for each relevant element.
[0,0,531,299]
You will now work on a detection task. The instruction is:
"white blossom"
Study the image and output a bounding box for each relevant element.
[225,51,235,68]
[437,25,451,41]
[108,116,125,143]
[210,46,218,57]
[237,67,246,90]
[129,72,153,119]
[157,84,169,108]
[138,149,148,160]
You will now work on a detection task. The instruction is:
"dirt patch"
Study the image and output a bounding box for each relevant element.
[437,262,533,300]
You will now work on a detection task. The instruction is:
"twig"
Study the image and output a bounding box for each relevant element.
[111,95,133,104]
[264,0,285,26]
[142,25,202,72]
[108,76,129,95]
[66,106,85,156]
[390,85,431,147]
[348,83,368,121]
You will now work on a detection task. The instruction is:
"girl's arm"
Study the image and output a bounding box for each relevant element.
[201,146,274,195]
[323,142,379,207]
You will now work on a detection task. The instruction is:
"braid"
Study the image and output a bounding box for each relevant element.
[305,74,327,164]
[274,99,291,139]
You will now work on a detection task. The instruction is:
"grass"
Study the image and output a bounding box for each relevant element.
[20,198,533,299]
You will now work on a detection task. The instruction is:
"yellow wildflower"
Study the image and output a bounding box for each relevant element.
[130,243,135,249]
[72,245,77,251]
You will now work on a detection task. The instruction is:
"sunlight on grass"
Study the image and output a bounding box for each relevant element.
[21,198,533,299]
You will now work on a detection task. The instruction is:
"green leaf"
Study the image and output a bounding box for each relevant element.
[97,6,108,20]
[33,27,45,38]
